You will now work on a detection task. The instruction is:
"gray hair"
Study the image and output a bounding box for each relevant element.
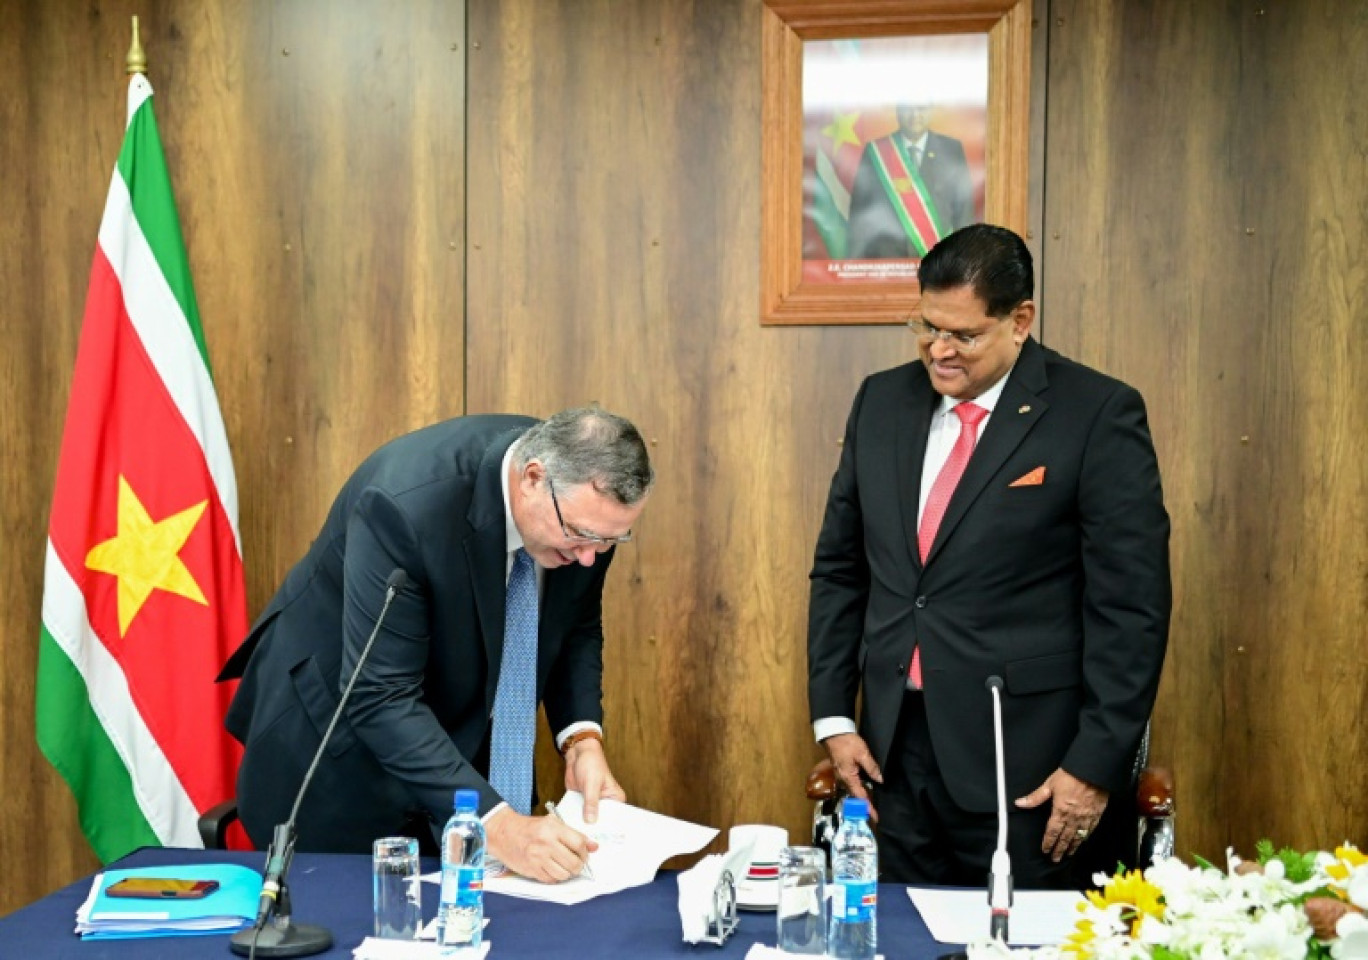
[512,406,654,505]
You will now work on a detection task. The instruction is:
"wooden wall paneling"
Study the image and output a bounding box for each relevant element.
[1218,0,1368,853]
[0,0,467,912]
[0,0,123,912]
[1023,0,1047,325]
[1042,0,1368,858]
[466,0,911,849]
[1041,0,1245,862]
[190,0,470,616]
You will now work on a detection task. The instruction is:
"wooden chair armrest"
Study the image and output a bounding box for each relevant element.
[807,758,841,801]
[1136,766,1174,818]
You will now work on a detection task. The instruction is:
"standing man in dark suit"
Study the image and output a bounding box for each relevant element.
[847,104,976,260]
[807,225,1170,888]
[220,406,652,883]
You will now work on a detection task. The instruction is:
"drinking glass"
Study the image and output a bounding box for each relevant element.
[373,836,421,939]
[776,845,827,955]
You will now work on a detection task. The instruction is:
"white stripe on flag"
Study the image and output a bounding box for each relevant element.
[97,172,242,553]
[127,73,152,125]
[41,539,202,847]
[817,148,851,221]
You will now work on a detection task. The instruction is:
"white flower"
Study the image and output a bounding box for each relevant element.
[1348,867,1368,911]
[1017,844,1366,959]
[1333,912,1368,960]
[964,940,1060,960]
[1231,904,1313,959]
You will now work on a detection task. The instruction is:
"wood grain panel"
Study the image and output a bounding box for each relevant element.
[0,0,124,913]
[1042,0,1368,858]
[466,0,911,853]
[0,0,466,912]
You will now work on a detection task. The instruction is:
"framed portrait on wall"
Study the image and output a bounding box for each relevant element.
[761,1,1032,325]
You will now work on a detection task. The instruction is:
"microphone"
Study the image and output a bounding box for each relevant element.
[231,568,410,958]
[984,675,1013,943]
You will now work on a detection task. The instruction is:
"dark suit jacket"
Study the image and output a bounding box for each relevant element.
[847,131,975,259]
[808,339,1170,813]
[220,416,613,852]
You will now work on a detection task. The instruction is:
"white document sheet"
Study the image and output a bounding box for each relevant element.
[907,886,1085,946]
[423,792,717,906]
[353,938,490,959]
[416,917,488,940]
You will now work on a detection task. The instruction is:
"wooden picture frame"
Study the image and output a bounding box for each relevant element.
[760,0,1032,325]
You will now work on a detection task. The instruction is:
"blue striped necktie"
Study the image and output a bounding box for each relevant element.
[489,547,537,814]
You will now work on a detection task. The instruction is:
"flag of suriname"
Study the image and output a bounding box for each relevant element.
[36,73,246,862]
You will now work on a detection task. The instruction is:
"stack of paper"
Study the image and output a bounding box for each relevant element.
[75,863,261,939]
[423,792,717,906]
[906,886,1085,946]
[353,939,490,959]
[354,918,492,958]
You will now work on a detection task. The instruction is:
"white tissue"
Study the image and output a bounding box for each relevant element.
[677,840,755,943]
[744,946,885,960]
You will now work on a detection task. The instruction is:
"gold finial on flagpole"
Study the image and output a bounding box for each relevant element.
[126,16,147,75]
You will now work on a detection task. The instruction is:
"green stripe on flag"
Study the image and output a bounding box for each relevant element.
[810,176,849,260]
[116,98,212,377]
[36,625,160,863]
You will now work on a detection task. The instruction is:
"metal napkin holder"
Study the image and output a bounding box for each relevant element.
[698,868,740,946]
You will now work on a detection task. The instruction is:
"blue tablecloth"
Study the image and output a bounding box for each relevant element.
[0,847,961,959]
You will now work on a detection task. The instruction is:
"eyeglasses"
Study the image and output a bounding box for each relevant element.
[907,316,1010,353]
[547,478,634,547]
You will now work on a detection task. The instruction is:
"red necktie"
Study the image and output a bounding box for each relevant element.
[909,401,987,687]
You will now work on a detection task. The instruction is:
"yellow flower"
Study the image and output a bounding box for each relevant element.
[1326,845,1368,901]
[1061,918,1098,957]
[1327,845,1368,882]
[1083,869,1166,937]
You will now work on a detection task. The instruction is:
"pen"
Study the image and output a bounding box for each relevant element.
[544,800,596,880]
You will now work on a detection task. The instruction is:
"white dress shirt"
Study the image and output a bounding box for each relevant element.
[486,446,603,821]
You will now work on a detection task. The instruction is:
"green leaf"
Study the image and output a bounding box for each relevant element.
[1253,839,1318,882]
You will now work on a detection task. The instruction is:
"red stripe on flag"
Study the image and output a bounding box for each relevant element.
[48,245,244,812]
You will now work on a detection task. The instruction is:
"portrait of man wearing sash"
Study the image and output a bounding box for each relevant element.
[797,34,989,290]
[846,102,977,260]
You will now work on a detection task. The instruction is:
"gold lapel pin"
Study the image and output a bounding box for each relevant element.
[1019,404,1031,414]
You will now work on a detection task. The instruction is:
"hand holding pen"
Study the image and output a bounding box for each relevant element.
[545,800,596,880]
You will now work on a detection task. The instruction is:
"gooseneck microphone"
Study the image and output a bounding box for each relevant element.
[984,675,1013,943]
[230,568,410,959]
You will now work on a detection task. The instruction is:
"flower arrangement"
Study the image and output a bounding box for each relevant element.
[969,842,1368,960]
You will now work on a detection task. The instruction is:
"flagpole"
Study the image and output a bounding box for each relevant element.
[126,15,147,75]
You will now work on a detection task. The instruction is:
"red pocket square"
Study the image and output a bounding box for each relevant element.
[1009,466,1046,487]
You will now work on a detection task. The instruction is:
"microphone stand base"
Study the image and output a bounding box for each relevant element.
[229,920,333,958]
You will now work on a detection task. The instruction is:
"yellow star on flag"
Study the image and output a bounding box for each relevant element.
[85,475,209,636]
[822,111,862,151]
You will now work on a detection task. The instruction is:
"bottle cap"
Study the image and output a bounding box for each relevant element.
[454,789,479,812]
[841,796,869,820]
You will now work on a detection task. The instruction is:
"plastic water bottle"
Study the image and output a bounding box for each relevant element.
[828,796,878,959]
[436,789,485,950]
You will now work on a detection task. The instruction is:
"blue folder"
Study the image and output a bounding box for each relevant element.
[79,862,262,939]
